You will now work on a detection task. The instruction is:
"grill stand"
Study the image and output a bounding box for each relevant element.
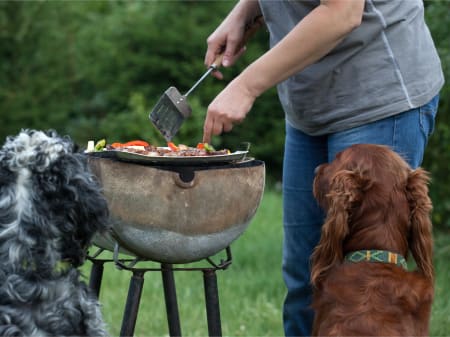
[87,244,232,337]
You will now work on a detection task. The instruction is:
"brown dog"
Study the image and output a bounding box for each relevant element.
[311,144,434,336]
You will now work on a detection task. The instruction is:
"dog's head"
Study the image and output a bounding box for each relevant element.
[0,129,109,272]
[311,144,433,287]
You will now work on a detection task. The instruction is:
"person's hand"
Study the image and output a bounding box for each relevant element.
[202,78,256,143]
[204,16,249,80]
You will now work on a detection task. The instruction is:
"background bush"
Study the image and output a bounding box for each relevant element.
[1,1,448,227]
[422,1,450,228]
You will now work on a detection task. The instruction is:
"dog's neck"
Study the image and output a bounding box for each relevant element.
[19,258,74,278]
[344,211,410,258]
[345,250,408,270]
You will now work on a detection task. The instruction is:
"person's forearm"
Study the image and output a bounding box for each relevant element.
[228,0,262,25]
[237,0,364,98]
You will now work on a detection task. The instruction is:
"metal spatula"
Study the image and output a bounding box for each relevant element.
[149,16,264,141]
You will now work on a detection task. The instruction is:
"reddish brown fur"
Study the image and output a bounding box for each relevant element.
[311,144,434,336]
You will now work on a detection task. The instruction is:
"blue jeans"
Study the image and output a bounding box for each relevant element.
[282,94,439,337]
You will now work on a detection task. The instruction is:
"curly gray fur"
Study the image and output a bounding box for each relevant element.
[0,129,110,336]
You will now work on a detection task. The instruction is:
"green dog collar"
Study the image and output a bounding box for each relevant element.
[345,250,408,270]
[21,259,72,275]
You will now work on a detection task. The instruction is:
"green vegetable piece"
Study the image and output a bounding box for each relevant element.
[203,143,215,152]
[94,139,106,151]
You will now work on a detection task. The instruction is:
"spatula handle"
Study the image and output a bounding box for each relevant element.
[210,15,265,69]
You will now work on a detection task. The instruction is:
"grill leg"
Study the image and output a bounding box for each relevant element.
[161,263,182,337]
[120,270,145,337]
[89,260,104,298]
[203,270,222,337]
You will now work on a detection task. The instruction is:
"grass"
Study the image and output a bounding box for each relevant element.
[430,229,450,336]
[82,189,450,337]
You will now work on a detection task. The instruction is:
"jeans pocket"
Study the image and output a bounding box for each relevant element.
[419,94,439,137]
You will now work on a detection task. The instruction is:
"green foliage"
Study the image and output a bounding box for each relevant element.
[423,1,450,228]
[1,1,449,227]
[0,1,235,143]
[431,228,450,335]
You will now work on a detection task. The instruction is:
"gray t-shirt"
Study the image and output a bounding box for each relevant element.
[258,0,445,136]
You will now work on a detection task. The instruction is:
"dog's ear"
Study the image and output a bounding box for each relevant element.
[40,153,110,262]
[311,169,367,287]
[406,168,434,281]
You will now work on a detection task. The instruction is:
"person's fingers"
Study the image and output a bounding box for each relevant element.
[221,35,241,67]
[223,122,233,133]
[205,40,225,79]
[211,119,223,137]
[204,49,214,67]
[209,46,245,79]
[211,69,224,80]
[203,116,213,144]
[205,33,222,65]
[224,46,247,67]
[203,116,233,143]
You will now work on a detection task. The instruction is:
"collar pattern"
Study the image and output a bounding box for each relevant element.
[345,250,408,270]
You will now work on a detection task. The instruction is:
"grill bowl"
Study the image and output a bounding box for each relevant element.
[88,157,265,263]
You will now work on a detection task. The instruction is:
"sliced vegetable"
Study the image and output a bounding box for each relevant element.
[123,140,150,147]
[196,142,215,152]
[86,140,95,152]
[110,142,124,149]
[203,143,215,152]
[110,140,150,148]
[94,139,106,151]
[167,141,179,151]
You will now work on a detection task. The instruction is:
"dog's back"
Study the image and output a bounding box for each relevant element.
[312,262,433,336]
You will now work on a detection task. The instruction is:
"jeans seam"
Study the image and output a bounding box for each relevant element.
[392,113,399,149]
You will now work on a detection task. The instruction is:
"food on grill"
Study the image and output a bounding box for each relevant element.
[111,142,230,157]
[110,140,150,148]
[86,139,230,157]
[87,139,107,152]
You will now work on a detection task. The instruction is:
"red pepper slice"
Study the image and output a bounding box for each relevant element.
[110,140,150,148]
[167,142,179,151]
[122,140,150,147]
[110,142,125,148]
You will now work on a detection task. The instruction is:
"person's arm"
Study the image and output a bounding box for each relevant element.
[203,0,365,143]
[238,0,364,98]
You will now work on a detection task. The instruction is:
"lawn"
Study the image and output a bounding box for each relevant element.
[83,189,450,336]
